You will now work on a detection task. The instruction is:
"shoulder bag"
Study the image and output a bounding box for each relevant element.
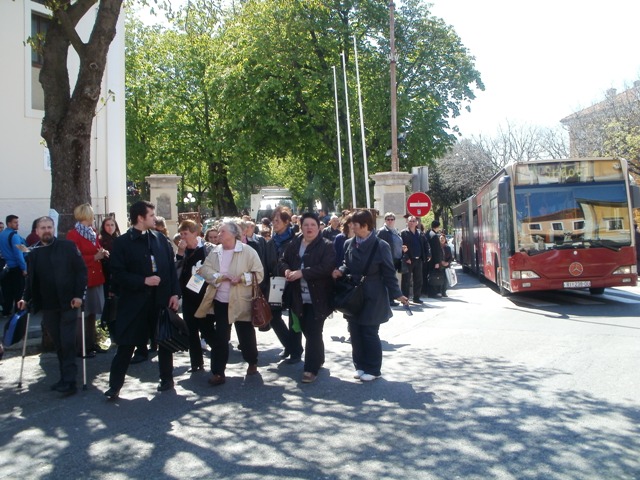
[333,239,378,317]
[156,307,190,353]
[251,272,272,328]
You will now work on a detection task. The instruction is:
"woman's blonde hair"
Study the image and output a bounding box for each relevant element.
[74,203,94,223]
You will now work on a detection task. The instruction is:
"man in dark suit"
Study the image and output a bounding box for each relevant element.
[104,201,180,399]
[18,216,87,396]
[400,216,430,304]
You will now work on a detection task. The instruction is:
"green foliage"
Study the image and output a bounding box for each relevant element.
[126,0,483,213]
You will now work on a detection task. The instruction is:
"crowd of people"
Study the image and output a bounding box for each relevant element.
[0,204,457,397]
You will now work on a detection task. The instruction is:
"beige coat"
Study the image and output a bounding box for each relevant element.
[194,241,264,322]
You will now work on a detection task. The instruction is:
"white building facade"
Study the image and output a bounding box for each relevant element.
[0,0,127,236]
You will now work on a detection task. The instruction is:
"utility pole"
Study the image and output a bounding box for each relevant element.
[389,1,399,172]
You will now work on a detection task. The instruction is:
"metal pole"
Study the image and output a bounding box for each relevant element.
[353,36,370,208]
[81,309,87,390]
[341,51,357,209]
[332,66,345,209]
[17,312,31,388]
[389,2,399,172]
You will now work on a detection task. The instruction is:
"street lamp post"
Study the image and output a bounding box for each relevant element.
[389,1,399,173]
[183,192,196,211]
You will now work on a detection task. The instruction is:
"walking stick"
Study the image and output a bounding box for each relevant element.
[17,311,31,389]
[81,307,88,391]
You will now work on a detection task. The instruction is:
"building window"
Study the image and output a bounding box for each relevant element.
[552,222,564,231]
[31,13,50,67]
[606,218,623,230]
[31,12,50,110]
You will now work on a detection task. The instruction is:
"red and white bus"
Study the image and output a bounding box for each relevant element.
[453,158,638,295]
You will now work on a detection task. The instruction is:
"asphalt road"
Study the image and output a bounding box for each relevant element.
[1,268,639,480]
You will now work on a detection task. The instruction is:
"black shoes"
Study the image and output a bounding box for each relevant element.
[157,380,174,392]
[413,298,424,304]
[187,365,204,373]
[286,357,302,365]
[56,382,77,396]
[104,387,120,400]
[390,301,400,307]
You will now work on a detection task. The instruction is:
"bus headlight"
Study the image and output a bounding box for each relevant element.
[512,270,540,279]
[612,265,636,275]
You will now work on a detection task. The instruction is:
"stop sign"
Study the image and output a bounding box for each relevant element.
[406,192,432,217]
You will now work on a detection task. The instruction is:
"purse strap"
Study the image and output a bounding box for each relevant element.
[360,238,379,279]
[252,272,260,298]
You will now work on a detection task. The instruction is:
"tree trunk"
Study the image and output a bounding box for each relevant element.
[208,157,237,217]
[39,0,123,235]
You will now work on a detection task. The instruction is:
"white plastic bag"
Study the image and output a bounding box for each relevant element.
[445,268,458,287]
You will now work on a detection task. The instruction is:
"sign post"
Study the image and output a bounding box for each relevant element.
[406,192,432,217]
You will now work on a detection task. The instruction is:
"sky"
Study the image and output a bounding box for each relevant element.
[429,0,640,138]
[137,1,640,139]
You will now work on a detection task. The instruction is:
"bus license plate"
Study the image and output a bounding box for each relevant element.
[563,281,591,288]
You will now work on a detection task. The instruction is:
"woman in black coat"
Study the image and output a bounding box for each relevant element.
[333,210,408,382]
[279,212,336,383]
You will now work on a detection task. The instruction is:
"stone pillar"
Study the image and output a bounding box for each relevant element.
[145,174,181,239]
[370,171,413,229]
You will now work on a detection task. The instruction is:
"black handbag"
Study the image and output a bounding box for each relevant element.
[428,269,445,287]
[333,240,378,317]
[156,307,190,353]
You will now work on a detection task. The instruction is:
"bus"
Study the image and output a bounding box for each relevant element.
[452,158,638,295]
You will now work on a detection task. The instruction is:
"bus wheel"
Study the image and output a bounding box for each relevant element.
[589,287,605,295]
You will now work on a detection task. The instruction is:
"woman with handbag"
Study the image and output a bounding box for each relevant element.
[332,210,407,382]
[439,233,454,297]
[279,212,336,383]
[175,219,216,373]
[195,219,264,386]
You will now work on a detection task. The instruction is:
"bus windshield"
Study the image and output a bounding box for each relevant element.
[514,181,632,253]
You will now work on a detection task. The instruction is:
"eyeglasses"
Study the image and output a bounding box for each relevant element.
[385,217,395,221]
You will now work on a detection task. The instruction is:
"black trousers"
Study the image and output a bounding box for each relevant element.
[109,344,173,390]
[270,308,304,359]
[401,259,423,300]
[212,300,258,375]
[42,309,78,384]
[1,267,24,316]
[348,322,382,377]
[182,300,216,370]
[299,303,325,375]
[108,301,173,390]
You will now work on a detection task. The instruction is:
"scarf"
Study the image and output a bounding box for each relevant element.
[75,222,97,245]
[272,226,293,253]
[355,230,375,247]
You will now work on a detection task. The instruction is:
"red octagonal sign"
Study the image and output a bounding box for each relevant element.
[407,192,432,217]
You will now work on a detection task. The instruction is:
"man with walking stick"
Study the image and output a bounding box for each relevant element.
[17,216,87,396]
